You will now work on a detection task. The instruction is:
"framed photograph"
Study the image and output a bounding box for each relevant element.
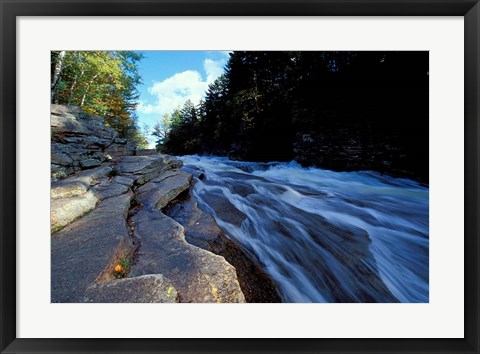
[2,0,479,353]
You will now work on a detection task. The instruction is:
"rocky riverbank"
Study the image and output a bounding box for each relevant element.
[163,172,281,303]
[51,105,279,303]
[50,104,135,180]
[51,154,249,303]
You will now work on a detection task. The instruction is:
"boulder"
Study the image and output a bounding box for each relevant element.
[51,190,98,233]
[129,208,245,303]
[51,192,138,303]
[83,274,179,303]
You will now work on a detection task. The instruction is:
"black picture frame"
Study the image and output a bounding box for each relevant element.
[1,1,479,353]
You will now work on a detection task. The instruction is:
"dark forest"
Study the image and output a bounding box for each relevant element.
[160,51,428,182]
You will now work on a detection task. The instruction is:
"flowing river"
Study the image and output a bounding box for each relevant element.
[180,155,429,303]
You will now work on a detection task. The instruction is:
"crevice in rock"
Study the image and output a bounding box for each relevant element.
[126,196,143,272]
[161,188,190,219]
[94,194,141,283]
[107,168,118,180]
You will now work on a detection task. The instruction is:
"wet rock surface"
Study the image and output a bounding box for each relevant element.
[179,156,426,303]
[196,190,246,227]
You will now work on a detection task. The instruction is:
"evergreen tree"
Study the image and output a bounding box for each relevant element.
[164,101,202,155]
[152,113,172,151]
[161,51,429,180]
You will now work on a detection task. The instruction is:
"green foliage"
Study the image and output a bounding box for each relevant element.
[152,113,171,151]
[51,169,67,180]
[51,225,64,235]
[113,258,133,279]
[119,258,133,267]
[165,52,297,159]
[164,101,203,155]
[133,124,150,150]
[51,51,144,141]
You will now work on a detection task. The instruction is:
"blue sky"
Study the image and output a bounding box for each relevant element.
[136,51,230,146]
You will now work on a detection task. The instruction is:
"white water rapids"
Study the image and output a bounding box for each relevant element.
[180,155,429,303]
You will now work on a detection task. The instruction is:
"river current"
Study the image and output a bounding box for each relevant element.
[180,155,429,303]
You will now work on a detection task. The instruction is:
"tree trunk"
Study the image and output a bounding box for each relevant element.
[67,69,84,105]
[51,51,66,103]
[80,74,98,107]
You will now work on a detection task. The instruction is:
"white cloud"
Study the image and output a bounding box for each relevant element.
[138,56,228,116]
[137,100,155,114]
[204,58,225,84]
[219,50,232,58]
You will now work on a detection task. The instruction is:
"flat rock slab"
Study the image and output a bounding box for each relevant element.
[51,164,116,232]
[51,180,89,200]
[80,158,102,168]
[117,155,183,186]
[113,175,134,187]
[83,274,179,303]
[136,170,192,210]
[92,180,129,200]
[51,192,137,303]
[51,152,74,166]
[129,208,245,303]
[74,165,113,184]
[51,164,113,200]
[51,190,98,233]
[150,169,183,183]
[117,155,169,174]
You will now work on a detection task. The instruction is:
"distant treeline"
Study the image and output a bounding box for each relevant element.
[159,51,429,182]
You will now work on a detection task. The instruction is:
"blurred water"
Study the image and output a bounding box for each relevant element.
[180,155,429,303]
